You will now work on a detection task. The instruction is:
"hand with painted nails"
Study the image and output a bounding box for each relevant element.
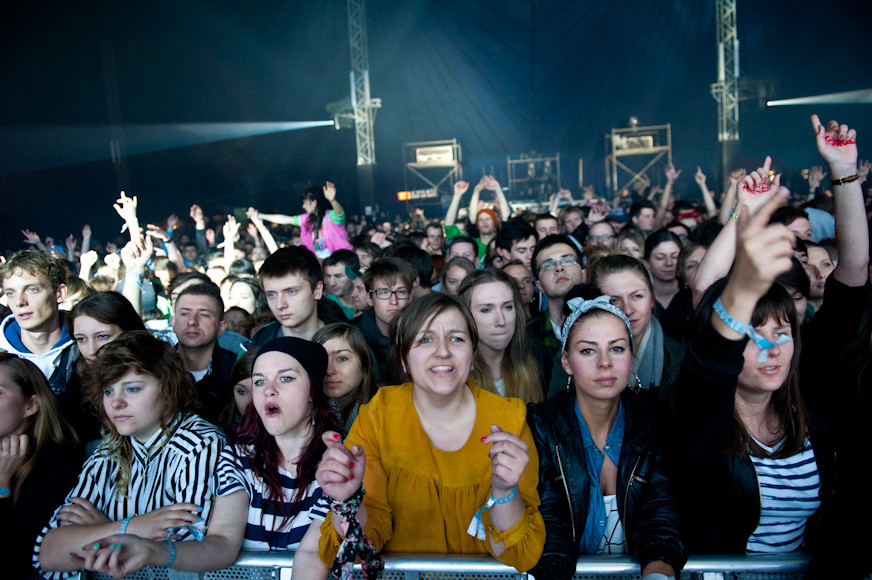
[124,503,202,541]
[811,114,858,174]
[481,424,529,496]
[316,431,366,502]
[58,498,110,527]
[70,534,164,578]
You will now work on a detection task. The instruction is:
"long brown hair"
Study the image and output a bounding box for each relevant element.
[696,279,807,458]
[0,354,77,502]
[312,323,378,417]
[458,269,542,403]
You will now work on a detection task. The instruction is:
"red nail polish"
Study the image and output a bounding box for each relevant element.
[333,433,340,440]
[349,462,355,468]
[350,475,354,480]
[343,478,348,483]
[480,436,487,443]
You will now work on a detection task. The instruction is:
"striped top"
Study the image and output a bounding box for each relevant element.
[746,437,821,553]
[34,413,225,579]
[215,443,328,551]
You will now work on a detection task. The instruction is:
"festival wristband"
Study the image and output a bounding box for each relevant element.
[160,539,176,568]
[0,487,11,497]
[467,485,519,540]
[119,516,133,534]
[713,297,792,362]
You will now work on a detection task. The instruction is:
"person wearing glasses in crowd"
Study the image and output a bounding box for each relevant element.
[352,258,416,381]
[527,235,584,364]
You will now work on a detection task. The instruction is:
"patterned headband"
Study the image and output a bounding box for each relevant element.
[560,295,635,353]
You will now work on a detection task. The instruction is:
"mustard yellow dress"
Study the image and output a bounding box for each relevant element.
[318,382,545,572]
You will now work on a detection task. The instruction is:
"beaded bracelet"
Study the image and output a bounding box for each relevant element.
[467,485,519,540]
[118,516,133,534]
[729,212,740,220]
[161,538,176,568]
[713,298,792,362]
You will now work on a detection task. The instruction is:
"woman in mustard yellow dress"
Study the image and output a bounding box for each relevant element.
[316,293,545,575]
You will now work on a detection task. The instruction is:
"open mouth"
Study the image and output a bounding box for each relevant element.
[264,404,281,417]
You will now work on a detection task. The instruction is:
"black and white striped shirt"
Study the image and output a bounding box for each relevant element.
[746,437,821,553]
[33,413,225,579]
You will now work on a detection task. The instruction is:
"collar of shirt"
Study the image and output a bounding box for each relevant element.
[131,413,184,467]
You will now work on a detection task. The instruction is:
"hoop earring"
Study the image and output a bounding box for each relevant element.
[629,372,642,393]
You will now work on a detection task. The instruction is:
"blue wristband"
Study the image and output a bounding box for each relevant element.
[467,485,519,540]
[161,539,176,568]
[0,487,11,497]
[713,297,792,362]
[118,516,133,534]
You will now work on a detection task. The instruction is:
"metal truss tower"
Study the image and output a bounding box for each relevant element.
[710,0,739,185]
[348,0,381,209]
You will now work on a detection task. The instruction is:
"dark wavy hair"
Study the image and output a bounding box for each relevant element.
[695,278,807,459]
[301,185,333,236]
[232,345,341,537]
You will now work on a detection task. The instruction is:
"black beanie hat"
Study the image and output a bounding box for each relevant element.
[253,337,328,391]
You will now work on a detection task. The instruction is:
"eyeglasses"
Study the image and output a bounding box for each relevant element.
[370,287,410,300]
[588,234,615,241]
[538,256,579,272]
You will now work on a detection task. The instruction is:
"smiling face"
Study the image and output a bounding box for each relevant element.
[562,313,633,404]
[252,351,312,439]
[322,336,364,403]
[404,308,474,401]
[596,270,654,346]
[73,316,124,365]
[469,282,516,353]
[2,269,64,334]
[646,241,681,283]
[737,316,794,398]
[103,370,167,443]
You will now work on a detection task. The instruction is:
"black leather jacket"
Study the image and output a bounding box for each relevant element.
[527,389,686,579]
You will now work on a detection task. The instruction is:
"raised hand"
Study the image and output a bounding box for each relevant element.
[316,431,366,502]
[811,114,858,173]
[82,224,92,238]
[80,250,98,272]
[481,425,528,495]
[204,228,216,246]
[145,224,171,243]
[665,163,682,183]
[733,168,794,298]
[58,497,110,527]
[66,234,77,253]
[190,204,205,229]
[695,166,707,186]
[166,214,179,230]
[587,201,610,224]
[738,157,778,215]
[112,191,138,223]
[454,180,470,197]
[125,503,202,541]
[222,215,240,242]
[808,165,827,191]
[728,169,747,186]
[484,176,502,192]
[323,181,337,202]
[246,223,259,239]
[119,237,154,276]
[858,160,871,185]
[21,229,41,245]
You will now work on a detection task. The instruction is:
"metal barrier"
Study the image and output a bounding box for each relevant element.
[79,551,813,580]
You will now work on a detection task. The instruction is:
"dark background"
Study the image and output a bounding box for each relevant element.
[1,0,870,251]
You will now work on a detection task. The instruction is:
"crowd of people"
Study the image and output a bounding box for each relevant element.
[0,115,870,579]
